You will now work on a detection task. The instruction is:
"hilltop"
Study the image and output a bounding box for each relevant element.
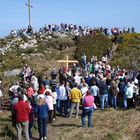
[0,29,140,140]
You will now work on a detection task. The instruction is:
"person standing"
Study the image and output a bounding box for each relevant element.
[98,79,109,110]
[13,94,30,140]
[36,94,49,140]
[125,82,134,109]
[109,81,119,109]
[69,84,82,118]
[45,89,54,123]
[0,79,4,112]
[81,53,87,70]
[81,91,95,128]
[90,81,99,106]
[58,81,68,117]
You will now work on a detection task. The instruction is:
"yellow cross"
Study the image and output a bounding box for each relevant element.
[57,55,78,70]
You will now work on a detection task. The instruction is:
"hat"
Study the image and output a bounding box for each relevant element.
[44,89,52,94]
[37,94,45,100]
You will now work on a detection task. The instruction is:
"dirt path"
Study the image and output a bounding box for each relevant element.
[107,44,118,63]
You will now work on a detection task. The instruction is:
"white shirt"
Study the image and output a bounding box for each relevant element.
[74,75,81,85]
[0,89,3,97]
[90,85,99,97]
[52,92,57,104]
[45,96,54,110]
[58,85,67,100]
[125,86,133,99]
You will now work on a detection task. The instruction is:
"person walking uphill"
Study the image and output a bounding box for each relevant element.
[13,94,31,140]
[36,94,49,140]
[81,90,95,128]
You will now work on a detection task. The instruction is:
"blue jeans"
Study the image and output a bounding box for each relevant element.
[28,122,33,139]
[38,117,48,140]
[59,100,68,117]
[111,96,117,109]
[123,95,127,109]
[81,107,94,128]
[100,94,108,110]
[56,99,60,113]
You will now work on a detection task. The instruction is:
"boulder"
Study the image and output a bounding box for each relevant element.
[4,68,22,77]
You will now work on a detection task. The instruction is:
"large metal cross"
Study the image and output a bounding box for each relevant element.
[26,0,33,27]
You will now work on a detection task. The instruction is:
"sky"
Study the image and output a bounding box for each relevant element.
[0,0,140,37]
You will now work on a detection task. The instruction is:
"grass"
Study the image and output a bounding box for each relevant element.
[41,109,140,140]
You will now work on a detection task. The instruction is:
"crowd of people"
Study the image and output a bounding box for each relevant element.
[0,54,140,140]
[9,23,136,37]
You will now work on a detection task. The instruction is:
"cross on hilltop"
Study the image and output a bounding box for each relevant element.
[25,0,33,27]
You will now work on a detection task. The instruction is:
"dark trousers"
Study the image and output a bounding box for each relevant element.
[94,96,100,107]
[48,110,53,124]
[28,122,33,139]
[127,98,134,109]
[38,117,47,140]
[53,104,56,119]
[60,100,68,117]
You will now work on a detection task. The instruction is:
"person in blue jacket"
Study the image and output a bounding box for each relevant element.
[35,94,49,140]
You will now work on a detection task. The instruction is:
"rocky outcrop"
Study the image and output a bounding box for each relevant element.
[4,69,22,77]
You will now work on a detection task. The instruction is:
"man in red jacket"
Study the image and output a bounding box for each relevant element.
[13,94,30,140]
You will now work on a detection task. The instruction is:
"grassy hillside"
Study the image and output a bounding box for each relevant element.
[0,109,140,140]
[0,33,140,140]
[110,33,140,70]
[75,34,113,63]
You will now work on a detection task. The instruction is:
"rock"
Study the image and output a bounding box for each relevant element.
[4,68,22,77]
[30,53,44,58]
[0,46,10,55]
[29,39,37,44]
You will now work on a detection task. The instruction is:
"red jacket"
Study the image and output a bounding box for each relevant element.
[13,100,30,123]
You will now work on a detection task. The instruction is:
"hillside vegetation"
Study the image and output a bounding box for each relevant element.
[75,34,113,62]
[110,33,140,69]
[0,32,140,140]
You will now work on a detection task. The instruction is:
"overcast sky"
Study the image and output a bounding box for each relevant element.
[0,0,140,37]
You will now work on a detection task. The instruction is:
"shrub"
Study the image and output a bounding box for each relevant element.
[75,34,113,63]
[110,33,140,70]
